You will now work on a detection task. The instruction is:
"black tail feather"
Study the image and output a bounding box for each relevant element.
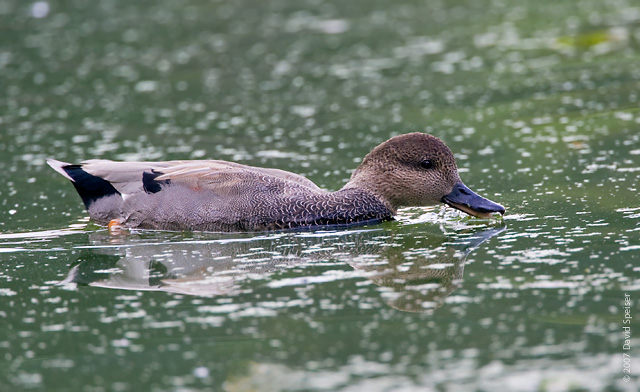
[62,165,121,209]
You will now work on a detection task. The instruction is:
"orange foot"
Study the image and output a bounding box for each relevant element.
[108,219,125,233]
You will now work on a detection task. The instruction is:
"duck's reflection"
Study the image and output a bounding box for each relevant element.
[63,225,505,312]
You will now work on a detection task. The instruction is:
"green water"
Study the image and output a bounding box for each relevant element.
[1,0,639,390]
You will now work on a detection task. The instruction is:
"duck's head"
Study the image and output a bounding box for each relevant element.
[345,132,505,218]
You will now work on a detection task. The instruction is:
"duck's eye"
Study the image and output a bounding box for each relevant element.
[420,160,434,169]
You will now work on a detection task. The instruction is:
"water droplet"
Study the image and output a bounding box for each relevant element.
[31,1,49,18]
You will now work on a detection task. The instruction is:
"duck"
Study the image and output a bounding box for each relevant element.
[47,133,505,232]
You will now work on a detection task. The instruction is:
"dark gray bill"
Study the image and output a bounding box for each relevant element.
[442,182,505,218]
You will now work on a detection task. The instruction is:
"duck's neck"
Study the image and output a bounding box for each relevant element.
[341,177,397,214]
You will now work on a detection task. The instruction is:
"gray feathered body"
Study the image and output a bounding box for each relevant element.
[48,159,393,232]
[114,186,391,231]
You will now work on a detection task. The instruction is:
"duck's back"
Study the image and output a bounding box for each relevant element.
[48,159,392,232]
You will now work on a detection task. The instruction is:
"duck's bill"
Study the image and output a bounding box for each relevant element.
[442,182,505,219]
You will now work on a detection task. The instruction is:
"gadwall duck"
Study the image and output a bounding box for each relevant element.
[47,133,505,232]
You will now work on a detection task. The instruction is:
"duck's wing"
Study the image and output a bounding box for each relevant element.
[153,160,323,193]
[48,159,322,201]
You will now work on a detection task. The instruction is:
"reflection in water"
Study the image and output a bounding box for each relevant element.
[62,226,504,313]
